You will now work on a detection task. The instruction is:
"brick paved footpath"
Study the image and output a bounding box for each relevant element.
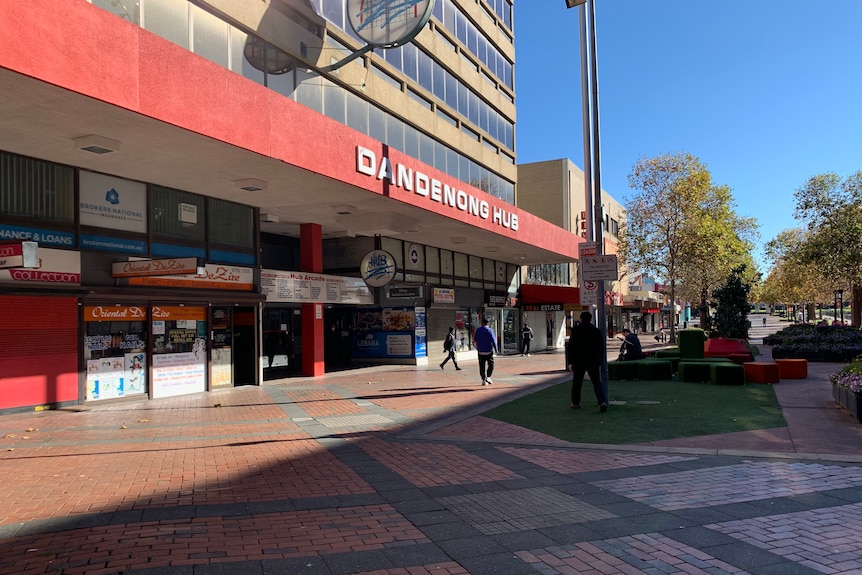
[3,339,862,575]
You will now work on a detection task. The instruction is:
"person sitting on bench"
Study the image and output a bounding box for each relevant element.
[620,328,645,360]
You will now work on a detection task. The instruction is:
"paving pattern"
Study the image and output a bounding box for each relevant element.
[3,329,862,575]
[595,461,862,510]
[518,535,753,575]
[708,503,862,574]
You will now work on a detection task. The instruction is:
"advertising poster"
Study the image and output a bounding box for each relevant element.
[79,170,147,233]
[125,352,146,394]
[152,350,206,398]
[414,307,427,357]
[353,307,417,359]
[86,357,125,400]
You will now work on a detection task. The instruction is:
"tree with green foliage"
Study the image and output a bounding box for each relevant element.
[763,228,830,313]
[792,171,862,326]
[676,183,759,329]
[710,265,752,339]
[620,151,756,342]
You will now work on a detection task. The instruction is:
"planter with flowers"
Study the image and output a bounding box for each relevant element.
[830,360,862,422]
[767,324,862,363]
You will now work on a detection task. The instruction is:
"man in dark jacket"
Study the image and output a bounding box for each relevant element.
[565,311,608,412]
[620,328,644,361]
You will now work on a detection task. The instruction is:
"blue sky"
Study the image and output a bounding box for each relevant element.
[514,1,862,272]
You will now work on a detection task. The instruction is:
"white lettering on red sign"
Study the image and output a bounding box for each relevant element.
[356,146,518,231]
[88,306,146,319]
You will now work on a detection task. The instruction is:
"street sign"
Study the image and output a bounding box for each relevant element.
[579,279,599,305]
[581,254,618,281]
[578,241,600,260]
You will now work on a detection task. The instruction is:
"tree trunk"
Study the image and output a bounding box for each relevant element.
[853,284,861,327]
[699,287,709,329]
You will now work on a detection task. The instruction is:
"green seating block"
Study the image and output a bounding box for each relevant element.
[608,361,638,380]
[636,360,673,380]
[677,329,706,359]
[654,348,679,358]
[678,361,712,383]
[710,362,745,385]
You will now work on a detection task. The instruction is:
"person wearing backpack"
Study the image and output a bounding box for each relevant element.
[440,326,461,370]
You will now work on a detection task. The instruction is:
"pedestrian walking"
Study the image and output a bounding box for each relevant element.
[763,316,767,326]
[440,326,461,370]
[565,310,608,412]
[520,323,534,356]
[473,317,498,385]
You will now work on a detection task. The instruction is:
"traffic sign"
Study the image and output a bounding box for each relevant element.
[578,241,600,259]
[581,254,618,281]
[579,279,599,305]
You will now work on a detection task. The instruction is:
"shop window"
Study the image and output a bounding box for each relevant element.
[454,252,468,279]
[151,305,207,398]
[83,305,148,401]
[149,185,206,242]
[440,249,454,279]
[209,198,254,248]
[0,152,74,223]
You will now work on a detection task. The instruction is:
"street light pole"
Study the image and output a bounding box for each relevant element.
[567,0,608,391]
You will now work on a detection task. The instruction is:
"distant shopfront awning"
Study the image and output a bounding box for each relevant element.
[520,284,580,306]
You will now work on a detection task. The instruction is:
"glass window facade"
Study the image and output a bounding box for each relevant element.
[0,151,75,223]
[149,185,206,242]
[87,0,516,205]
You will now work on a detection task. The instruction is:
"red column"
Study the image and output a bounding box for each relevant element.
[300,223,325,376]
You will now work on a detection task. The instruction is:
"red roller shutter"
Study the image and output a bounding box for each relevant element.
[0,296,79,410]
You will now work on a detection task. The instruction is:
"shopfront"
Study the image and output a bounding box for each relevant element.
[260,269,375,371]
[483,290,519,355]
[520,284,583,351]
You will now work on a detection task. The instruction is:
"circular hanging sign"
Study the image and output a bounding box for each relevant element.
[347,0,436,48]
[360,249,397,288]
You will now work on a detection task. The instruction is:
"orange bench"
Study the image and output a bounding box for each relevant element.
[743,362,780,384]
[775,358,808,379]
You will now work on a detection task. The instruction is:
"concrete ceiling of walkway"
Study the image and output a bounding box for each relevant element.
[0,69,574,265]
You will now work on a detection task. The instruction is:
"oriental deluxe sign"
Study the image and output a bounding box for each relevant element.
[112,257,200,278]
[356,146,519,232]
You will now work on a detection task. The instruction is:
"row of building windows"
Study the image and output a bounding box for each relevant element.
[318,0,515,151]
[525,263,571,286]
[480,0,513,31]
[0,150,255,254]
[323,237,519,291]
[431,0,513,89]
[378,38,514,150]
[87,0,515,204]
[311,0,513,91]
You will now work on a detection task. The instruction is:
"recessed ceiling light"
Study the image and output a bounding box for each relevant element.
[73,134,120,154]
[451,237,467,244]
[332,204,357,215]
[235,178,267,192]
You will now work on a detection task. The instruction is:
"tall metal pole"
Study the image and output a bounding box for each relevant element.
[579,4,593,249]
[586,0,608,390]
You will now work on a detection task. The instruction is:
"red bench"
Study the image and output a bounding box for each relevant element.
[775,358,808,379]
[743,362,780,384]
[704,338,754,363]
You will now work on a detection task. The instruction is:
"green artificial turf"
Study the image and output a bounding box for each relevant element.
[482,378,786,444]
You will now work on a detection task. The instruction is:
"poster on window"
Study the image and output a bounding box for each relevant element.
[125,352,146,394]
[152,346,206,398]
[86,357,125,400]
